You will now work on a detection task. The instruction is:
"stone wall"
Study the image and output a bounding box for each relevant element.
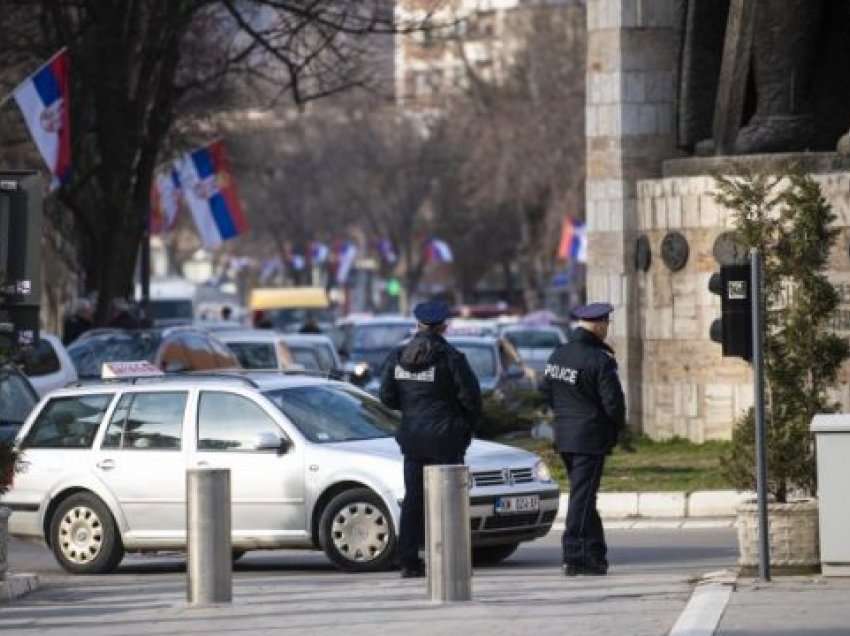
[636,170,850,441]
[585,0,679,432]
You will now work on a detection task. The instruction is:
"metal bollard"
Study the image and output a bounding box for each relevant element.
[186,468,232,606]
[424,464,472,602]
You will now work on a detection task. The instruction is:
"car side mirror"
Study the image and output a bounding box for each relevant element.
[255,432,290,455]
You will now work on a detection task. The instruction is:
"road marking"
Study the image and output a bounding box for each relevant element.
[668,582,733,636]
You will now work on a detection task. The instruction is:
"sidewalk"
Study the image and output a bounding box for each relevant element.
[716,576,850,636]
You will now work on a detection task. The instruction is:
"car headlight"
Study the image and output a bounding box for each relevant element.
[534,459,553,483]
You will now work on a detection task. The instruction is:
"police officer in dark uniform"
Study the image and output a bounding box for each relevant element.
[541,302,626,576]
[380,301,482,578]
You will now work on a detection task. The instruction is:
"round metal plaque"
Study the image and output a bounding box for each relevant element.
[661,231,689,272]
[713,231,748,265]
[635,235,651,272]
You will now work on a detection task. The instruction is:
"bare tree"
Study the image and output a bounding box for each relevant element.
[0,0,440,324]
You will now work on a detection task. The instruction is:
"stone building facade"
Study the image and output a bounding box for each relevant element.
[586,0,850,441]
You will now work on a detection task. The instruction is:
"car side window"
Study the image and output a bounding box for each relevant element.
[102,392,186,450]
[22,394,114,449]
[197,392,283,451]
[21,339,61,376]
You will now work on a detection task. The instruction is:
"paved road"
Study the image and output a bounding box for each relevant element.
[4,528,737,635]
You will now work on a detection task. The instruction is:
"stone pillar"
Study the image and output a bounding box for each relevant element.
[585,0,679,431]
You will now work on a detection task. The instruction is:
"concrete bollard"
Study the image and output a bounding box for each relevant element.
[424,464,472,602]
[186,468,232,606]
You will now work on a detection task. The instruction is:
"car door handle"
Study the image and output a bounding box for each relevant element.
[96,459,115,471]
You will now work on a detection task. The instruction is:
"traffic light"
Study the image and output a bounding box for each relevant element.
[0,171,43,351]
[708,263,752,361]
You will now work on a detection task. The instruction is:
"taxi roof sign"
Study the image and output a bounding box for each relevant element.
[101,361,164,379]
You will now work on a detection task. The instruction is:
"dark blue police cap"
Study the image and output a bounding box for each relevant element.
[414,300,450,325]
[571,302,614,321]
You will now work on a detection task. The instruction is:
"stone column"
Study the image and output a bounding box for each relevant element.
[585,0,679,431]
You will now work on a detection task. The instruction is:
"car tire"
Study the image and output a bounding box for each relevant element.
[318,488,397,573]
[472,543,519,566]
[49,492,124,574]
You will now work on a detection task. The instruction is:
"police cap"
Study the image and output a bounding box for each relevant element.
[413,300,450,325]
[571,302,614,322]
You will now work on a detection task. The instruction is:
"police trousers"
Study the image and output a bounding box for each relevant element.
[561,452,607,565]
[399,455,464,568]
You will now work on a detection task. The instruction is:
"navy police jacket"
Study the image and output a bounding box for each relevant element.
[380,331,482,461]
[541,327,626,455]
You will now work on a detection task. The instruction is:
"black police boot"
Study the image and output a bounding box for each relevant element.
[400,559,426,578]
[583,557,608,576]
[562,561,582,577]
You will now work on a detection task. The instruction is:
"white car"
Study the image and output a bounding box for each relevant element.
[216,329,301,371]
[2,372,559,574]
[22,333,78,397]
[279,334,342,375]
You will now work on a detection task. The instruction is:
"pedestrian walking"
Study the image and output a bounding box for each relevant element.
[379,300,482,578]
[541,302,626,576]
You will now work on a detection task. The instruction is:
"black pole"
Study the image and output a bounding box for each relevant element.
[751,248,770,581]
[140,210,151,325]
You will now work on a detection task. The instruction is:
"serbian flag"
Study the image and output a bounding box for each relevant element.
[12,48,71,189]
[178,141,248,249]
[557,216,587,263]
[336,241,358,285]
[425,238,453,264]
[150,166,182,234]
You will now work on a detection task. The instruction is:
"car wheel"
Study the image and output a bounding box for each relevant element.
[319,488,396,573]
[472,543,519,566]
[49,492,124,574]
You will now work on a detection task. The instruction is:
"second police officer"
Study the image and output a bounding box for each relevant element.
[379,300,482,578]
[541,302,626,576]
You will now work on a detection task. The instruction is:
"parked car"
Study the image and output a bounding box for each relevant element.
[336,316,416,380]
[500,325,567,377]
[2,371,559,574]
[0,367,39,442]
[445,335,537,398]
[250,287,335,333]
[67,327,239,378]
[21,333,78,397]
[280,334,342,375]
[215,330,300,371]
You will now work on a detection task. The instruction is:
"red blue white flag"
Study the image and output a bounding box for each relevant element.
[425,238,453,264]
[336,241,358,285]
[12,48,71,189]
[178,141,248,249]
[150,166,182,234]
[557,216,587,263]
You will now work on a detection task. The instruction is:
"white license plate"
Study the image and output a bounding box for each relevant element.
[494,495,540,514]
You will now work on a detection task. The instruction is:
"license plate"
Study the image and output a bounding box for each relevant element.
[494,495,540,514]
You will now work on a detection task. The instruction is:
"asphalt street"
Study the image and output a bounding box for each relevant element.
[2,527,738,635]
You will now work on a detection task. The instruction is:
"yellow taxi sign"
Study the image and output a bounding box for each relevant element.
[249,287,329,311]
[101,361,165,379]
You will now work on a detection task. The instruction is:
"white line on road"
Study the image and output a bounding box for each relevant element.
[668,582,733,636]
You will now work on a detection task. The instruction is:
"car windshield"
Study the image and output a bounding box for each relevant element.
[226,342,278,369]
[264,385,397,443]
[150,299,193,321]
[453,344,498,380]
[289,346,322,372]
[68,332,162,378]
[0,371,37,441]
[351,324,413,350]
[268,308,334,332]
[504,330,562,349]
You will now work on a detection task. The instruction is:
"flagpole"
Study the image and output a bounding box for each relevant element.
[0,47,68,110]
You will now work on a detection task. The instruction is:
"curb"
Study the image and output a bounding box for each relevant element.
[0,573,40,603]
[668,570,736,636]
[555,490,752,521]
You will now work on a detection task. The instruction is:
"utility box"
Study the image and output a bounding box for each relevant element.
[811,414,850,576]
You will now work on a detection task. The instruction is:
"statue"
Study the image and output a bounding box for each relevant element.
[677,0,850,156]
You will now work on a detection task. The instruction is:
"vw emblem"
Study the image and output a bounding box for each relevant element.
[502,468,513,486]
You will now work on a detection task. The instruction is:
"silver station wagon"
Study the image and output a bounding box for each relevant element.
[2,372,560,574]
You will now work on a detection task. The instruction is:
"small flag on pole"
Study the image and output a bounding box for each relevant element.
[425,238,453,264]
[10,48,71,189]
[336,241,358,285]
[377,238,398,264]
[557,217,587,263]
[310,242,330,265]
[177,141,248,249]
[150,166,182,234]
